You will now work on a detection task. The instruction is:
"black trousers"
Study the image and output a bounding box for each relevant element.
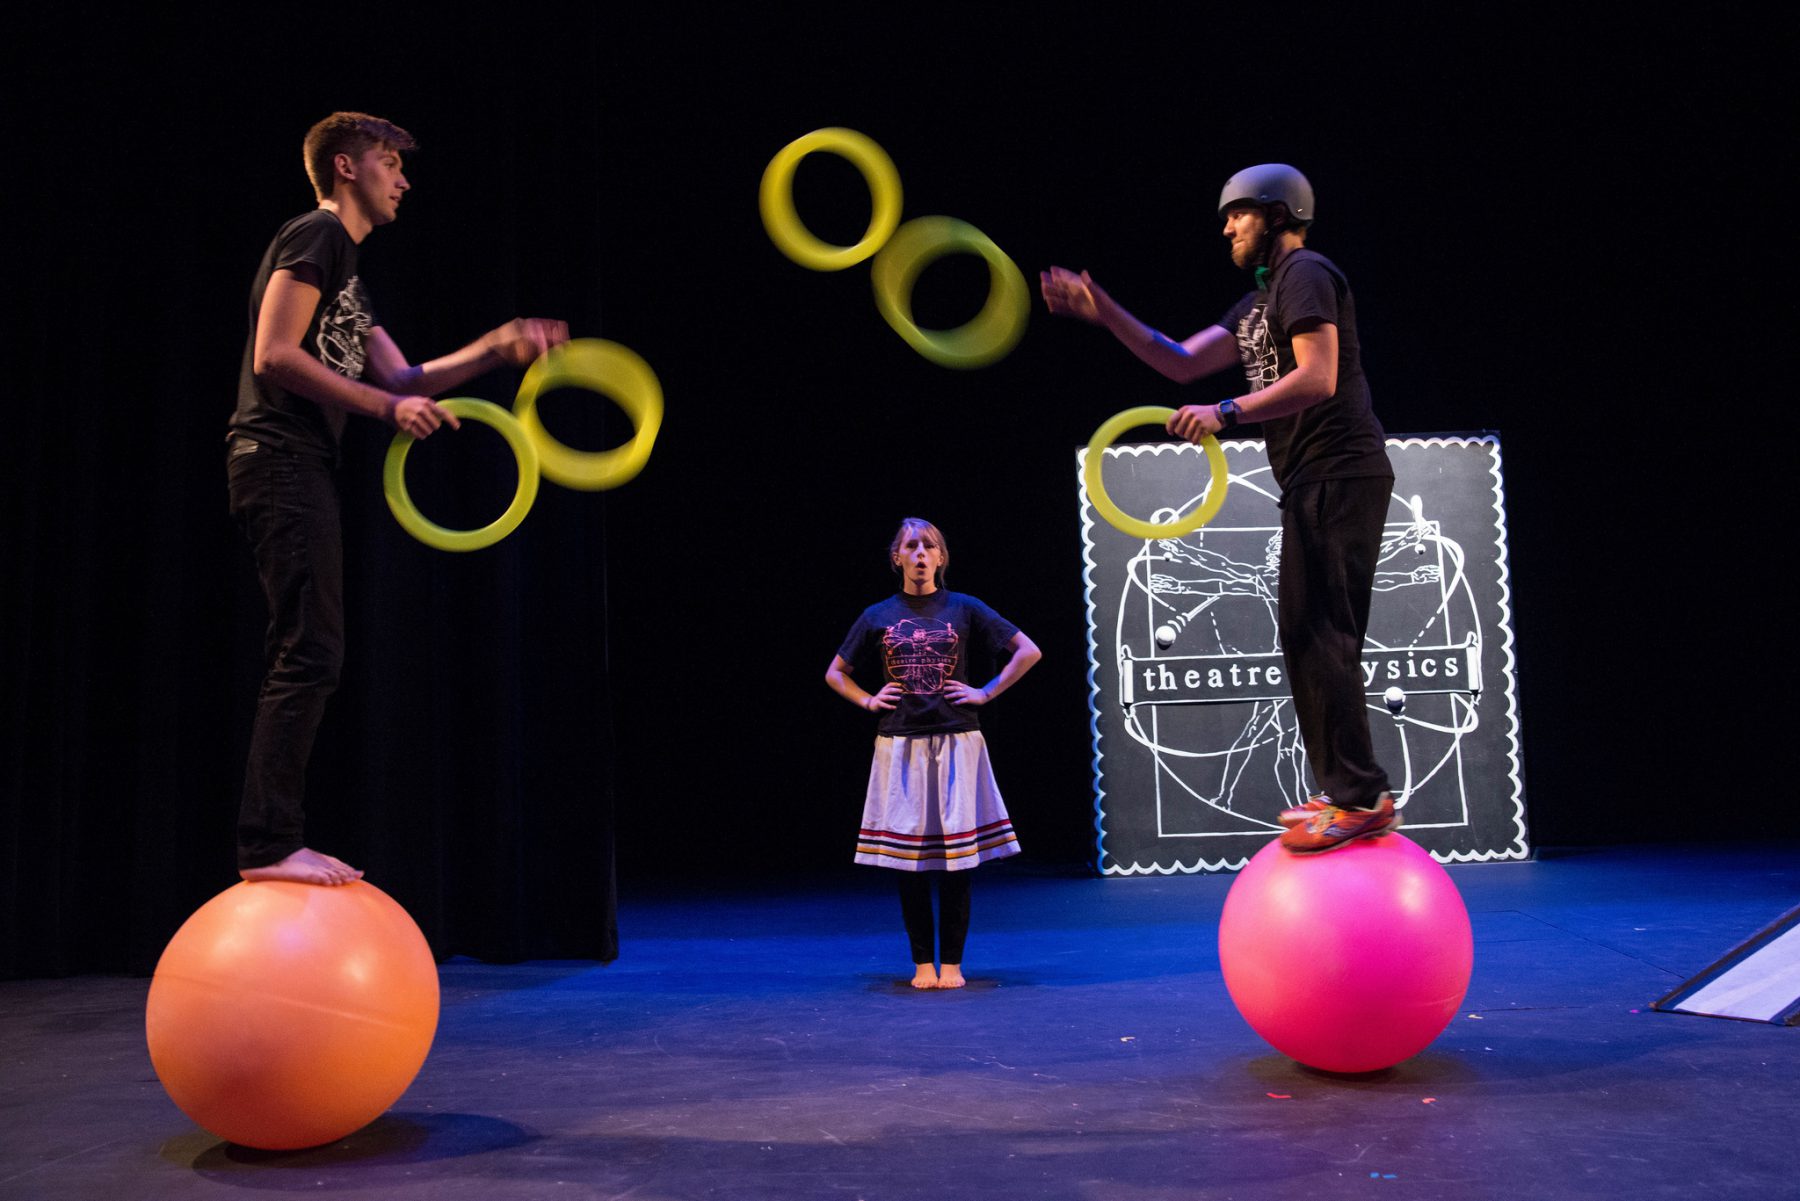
[1278,475,1392,810]
[226,439,345,869]
[897,871,972,965]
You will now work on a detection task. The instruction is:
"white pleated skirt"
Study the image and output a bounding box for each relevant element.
[855,731,1020,872]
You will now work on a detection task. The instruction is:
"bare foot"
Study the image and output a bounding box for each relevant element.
[240,847,363,886]
[936,964,966,989]
[911,963,939,989]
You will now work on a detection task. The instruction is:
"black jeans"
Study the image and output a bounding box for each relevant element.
[226,438,345,869]
[897,871,972,965]
[1278,475,1392,810]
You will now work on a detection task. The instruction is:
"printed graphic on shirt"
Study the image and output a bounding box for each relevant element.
[316,276,372,379]
[1234,300,1279,392]
[882,618,960,694]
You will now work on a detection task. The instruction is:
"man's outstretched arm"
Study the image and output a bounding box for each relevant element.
[1041,265,1239,383]
[363,318,570,398]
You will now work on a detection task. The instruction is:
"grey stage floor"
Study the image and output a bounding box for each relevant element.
[2,843,1796,1200]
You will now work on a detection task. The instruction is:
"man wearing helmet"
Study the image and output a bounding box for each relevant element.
[1042,163,1396,855]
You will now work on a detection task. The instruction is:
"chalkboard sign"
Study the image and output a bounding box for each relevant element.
[1078,436,1526,874]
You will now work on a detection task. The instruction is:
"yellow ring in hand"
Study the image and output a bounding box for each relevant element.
[1083,406,1230,540]
[383,398,541,553]
[513,339,664,491]
[870,215,1029,369]
[760,127,904,271]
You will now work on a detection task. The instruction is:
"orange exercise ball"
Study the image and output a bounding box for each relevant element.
[145,880,439,1150]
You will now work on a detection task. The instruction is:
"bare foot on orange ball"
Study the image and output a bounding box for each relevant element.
[240,847,363,886]
[911,963,939,989]
[936,964,966,989]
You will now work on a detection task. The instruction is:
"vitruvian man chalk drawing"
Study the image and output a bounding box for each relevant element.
[1079,436,1526,874]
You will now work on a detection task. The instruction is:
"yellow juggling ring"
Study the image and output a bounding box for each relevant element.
[512,338,664,491]
[870,215,1029,370]
[1083,406,1230,540]
[760,127,904,271]
[384,398,541,553]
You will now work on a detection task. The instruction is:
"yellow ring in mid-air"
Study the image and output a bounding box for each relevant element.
[760,127,904,271]
[870,215,1029,370]
[383,398,541,553]
[513,339,664,491]
[1083,406,1230,540]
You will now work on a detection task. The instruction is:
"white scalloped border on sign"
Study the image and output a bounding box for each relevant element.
[1078,435,1527,875]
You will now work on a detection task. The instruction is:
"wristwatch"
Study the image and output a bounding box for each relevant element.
[1217,398,1240,429]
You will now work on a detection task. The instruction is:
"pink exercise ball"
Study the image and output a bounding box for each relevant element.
[1218,833,1472,1073]
[146,880,439,1150]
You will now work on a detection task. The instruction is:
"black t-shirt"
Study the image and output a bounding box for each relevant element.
[837,590,1020,737]
[1217,248,1391,492]
[228,209,376,458]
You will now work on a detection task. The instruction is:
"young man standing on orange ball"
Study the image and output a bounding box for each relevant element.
[226,112,567,885]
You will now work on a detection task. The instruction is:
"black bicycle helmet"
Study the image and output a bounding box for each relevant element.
[1218,164,1315,226]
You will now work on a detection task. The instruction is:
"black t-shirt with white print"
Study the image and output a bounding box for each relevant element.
[229,209,375,459]
[837,591,1020,737]
[1217,248,1391,493]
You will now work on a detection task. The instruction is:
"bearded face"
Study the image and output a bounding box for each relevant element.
[1223,205,1270,270]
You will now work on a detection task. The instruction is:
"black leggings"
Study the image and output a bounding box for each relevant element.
[897,871,972,964]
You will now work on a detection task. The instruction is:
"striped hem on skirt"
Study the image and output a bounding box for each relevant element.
[854,730,1020,872]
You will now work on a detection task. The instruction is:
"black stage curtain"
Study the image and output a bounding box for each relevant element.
[2,14,624,977]
[4,12,1789,978]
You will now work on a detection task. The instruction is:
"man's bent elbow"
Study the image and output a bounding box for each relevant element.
[1299,368,1338,406]
[252,344,300,383]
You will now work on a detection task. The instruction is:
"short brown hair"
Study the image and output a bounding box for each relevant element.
[302,112,417,201]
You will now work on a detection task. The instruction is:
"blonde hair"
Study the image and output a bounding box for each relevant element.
[889,517,949,589]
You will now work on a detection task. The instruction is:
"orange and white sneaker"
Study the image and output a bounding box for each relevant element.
[1276,794,1333,827]
[1279,792,1399,855]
